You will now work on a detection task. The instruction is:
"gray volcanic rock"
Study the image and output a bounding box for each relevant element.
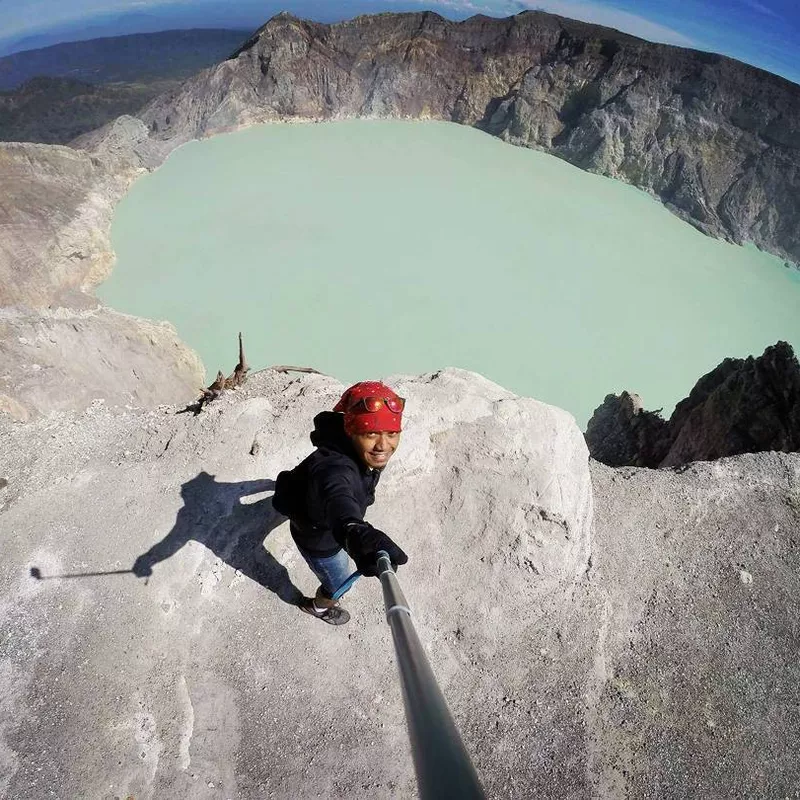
[0,140,137,308]
[0,368,797,798]
[588,453,800,798]
[0,368,593,798]
[586,341,800,467]
[0,306,205,422]
[83,10,800,263]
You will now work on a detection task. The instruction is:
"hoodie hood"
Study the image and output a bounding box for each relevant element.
[310,411,358,458]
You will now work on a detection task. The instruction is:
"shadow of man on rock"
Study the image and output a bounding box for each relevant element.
[132,471,302,605]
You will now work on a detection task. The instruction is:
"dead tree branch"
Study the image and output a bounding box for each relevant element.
[185,332,251,413]
[267,365,323,374]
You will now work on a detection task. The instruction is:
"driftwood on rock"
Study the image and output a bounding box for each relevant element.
[179,337,324,415]
[187,333,250,413]
[226,331,250,388]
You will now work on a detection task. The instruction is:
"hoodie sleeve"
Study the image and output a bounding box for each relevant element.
[310,460,364,542]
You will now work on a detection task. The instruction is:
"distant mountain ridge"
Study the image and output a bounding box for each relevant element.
[0,29,252,144]
[0,29,251,90]
[0,76,177,144]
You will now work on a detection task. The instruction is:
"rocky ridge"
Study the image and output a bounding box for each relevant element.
[0,137,205,418]
[2,10,799,420]
[586,341,800,468]
[1,367,798,798]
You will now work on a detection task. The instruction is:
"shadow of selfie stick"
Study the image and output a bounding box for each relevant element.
[30,566,141,581]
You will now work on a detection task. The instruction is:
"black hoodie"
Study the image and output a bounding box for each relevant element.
[288,411,381,556]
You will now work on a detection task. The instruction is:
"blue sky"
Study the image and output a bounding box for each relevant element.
[0,0,797,83]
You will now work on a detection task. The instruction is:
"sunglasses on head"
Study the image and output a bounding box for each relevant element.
[348,395,406,414]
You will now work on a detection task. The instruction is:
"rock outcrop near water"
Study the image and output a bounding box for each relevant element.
[2,9,799,420]
[586,341,800,467]
[2,367,798,798]
[0,139,205,419]
[0,305,205,422]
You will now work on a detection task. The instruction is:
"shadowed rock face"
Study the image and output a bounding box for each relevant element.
[583,390,669,467]
[586,341,800,467]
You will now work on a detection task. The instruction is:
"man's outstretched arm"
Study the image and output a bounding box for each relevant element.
[315,468,408,576]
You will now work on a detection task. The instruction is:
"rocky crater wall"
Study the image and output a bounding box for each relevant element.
[112,11,800,262]
[2,10,799,420]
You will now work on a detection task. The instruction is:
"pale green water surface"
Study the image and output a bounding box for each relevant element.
[102,120,800,426]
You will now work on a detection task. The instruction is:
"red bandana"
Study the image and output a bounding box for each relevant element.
[333,381,404,435]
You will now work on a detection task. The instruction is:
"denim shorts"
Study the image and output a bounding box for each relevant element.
[298,546,358,598]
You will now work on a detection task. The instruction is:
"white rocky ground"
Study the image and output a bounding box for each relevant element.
[1,368,798,799]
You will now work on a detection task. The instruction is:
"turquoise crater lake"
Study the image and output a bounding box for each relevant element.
[101,120,800,426]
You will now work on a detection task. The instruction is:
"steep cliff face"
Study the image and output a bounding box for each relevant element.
[586,341,800,467]
[0,141,134,309]
[87,10,800,263]
[0,140,205,421]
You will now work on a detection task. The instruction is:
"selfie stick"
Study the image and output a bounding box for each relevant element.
[376,550,486,800]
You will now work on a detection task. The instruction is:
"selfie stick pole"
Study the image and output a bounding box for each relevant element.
[376,550,486,800]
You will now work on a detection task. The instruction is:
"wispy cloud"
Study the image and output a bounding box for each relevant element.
[423,0,499,13]
[415,0,697,47]
[738,0,781,19]
[509,0,696,46]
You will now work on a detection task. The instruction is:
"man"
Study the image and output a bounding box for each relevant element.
[274,380,408,625]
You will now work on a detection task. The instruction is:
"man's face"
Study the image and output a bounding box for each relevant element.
[350,430,401,470]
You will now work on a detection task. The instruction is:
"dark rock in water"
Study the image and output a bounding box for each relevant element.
[586,341,800,467]
[584,391,669,467]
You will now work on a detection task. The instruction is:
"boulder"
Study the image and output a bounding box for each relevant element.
[584,390,669,467]
[0,367,593,798]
